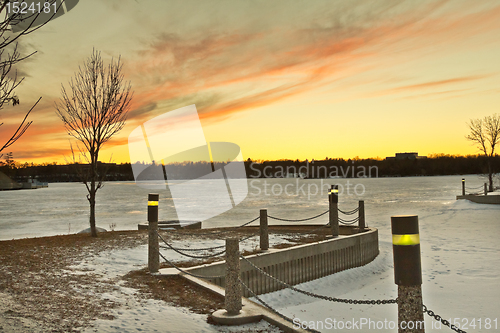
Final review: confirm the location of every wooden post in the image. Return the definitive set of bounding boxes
[148,193,159,273]
[484,183,488,196]
[260,209,269,251]
[358,200,365,231]
[329,185,339,237]
[462,178,465,196]
[391,215,424,333]
[225,238,242,315]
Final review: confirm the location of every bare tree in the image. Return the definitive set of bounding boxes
[0,1,65,155]
[55,49,133,237]
[466,113,500,191]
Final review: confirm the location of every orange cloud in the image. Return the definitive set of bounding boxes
[124,1,500,125]
[371,75,494,98]
[126,29,372,123]
[393,75,493,92]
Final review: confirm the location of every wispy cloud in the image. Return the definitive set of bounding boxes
[374,75,495,98]
[394,76,493,92]
[126,0,500,123]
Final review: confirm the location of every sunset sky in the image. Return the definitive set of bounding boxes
[1,0,499,164]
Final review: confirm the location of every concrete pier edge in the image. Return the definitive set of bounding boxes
[159,225,379,332]
[183,274,310,333]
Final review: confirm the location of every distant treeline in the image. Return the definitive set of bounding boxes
[245,154,500,178]
[0,154,498,182]
[1,162,134,183]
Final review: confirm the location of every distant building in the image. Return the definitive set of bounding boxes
[0,171,21,190]
[386,152,427,160]
[0,171,48,190]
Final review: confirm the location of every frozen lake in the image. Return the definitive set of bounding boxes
[0,175,494,240]
[1,175,499,332]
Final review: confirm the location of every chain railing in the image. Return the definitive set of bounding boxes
[465,185,484,195]
[159,233,258,252]
[338,206,359,215]
[465,184,484,190]
[159,233,259,259]
[267,209,329,222]
[161,245,469,333]
[464,183,486,195]
[159,233,227,259]
[159,244,470,333]
[240,254,467,333]
[240,254,396,305]
[160,242,226,251]
[155,207,334,282]
[338,216,360,225]
[158,251,225,280]
[337,203,363,227]
[193,216,260,235]
[239,277,321,333]
[423,304,468,333]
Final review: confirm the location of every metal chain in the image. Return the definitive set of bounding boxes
[161,243,226,251]
[160,244,225,251]
[240,255,397,305]
[159,233,226,259]
[423,304,467,333]
[160,252,465,333]
[239,278,322,333]
[160,232,258,252]
[338,207,359,215]
[338,217,360,225]
[158,251,225,280]
[465,184,483,190]
[268,209,329,222]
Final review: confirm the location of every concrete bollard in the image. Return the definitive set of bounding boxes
[358,200,365,231]
[462,178,465,196]
[391,215,424,333]
[329,185,339,237]
[484,183,488,196]
[260,209,269,251]
[148,193,159,274]
[225,238,242,315]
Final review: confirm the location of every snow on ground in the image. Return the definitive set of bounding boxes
[66,234,300,333]
[83,292,281,333]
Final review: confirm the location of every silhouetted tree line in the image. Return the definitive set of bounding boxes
[0,154,498,182]
[245,155,499,178]
[1,162,133,183]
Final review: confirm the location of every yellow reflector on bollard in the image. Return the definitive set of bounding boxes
[148,201,158,206]
[330,190,338,194]
[392,234,420,246]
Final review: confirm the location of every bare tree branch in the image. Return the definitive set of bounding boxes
[466,113,500,191]
[55,49,133,237]
[0,1,69,153]
[0,96,40,152]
